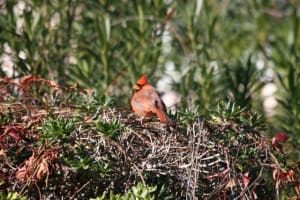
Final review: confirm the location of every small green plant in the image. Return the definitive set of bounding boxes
[72,93,113,113]
[63,156,92,171]
[210,101,266,147]
[96,120,124,140]
[62,144,111,176]
[90,182,156,200]
[122,182,156,200]
[177,107,201,125]
[210,101,265,130]
[210,101,246,123]
[0,191,27,200]
[63,156,110,176]
[39,117,76,145]
[0,113,10,125]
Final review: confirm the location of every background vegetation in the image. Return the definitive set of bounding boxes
[1,0,300,199]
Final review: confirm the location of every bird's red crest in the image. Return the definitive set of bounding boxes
[137,75,148,86]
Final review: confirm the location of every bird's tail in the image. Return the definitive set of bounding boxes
[155,110,173,124]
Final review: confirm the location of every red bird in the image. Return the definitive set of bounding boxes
[131,75,173,124]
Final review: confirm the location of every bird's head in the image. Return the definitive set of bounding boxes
[133,75,148,91]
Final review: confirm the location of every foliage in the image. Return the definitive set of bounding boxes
[272,29,300,159]
[0,191,27,200]
[177,106,201,125]
[220,56,266,109]
[211,101,265,130]
[0,0,168,94]
[0,0,273,106]
[96,120,124,140]
[91,183,156,200]
[39,117,76,146]
[1,0,300,199]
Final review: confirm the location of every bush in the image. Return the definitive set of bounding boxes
[1,1,300,199]
[0,76,299,199]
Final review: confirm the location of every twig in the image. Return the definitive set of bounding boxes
[70,181,91,199]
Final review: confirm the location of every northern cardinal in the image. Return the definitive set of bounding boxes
[131,75,173,124]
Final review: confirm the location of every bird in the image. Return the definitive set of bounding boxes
[131,75,173,124]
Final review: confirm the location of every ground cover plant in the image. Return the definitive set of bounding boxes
[0,75,299,199]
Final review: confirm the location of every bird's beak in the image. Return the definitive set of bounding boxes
[133,85,140,91]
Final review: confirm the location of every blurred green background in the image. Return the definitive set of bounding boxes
[1,0,300,157]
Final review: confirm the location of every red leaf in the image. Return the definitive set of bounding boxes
[20,74,42,89]
[243,172,250,189]
[47,80,59,90]
[3,125,26,142]
[9,131,20,142]
[0,77,13,83]
[287,169,295,177]
[272,132,289,144]
[278,171,288,180]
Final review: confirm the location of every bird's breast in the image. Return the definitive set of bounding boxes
[131,93,156,117]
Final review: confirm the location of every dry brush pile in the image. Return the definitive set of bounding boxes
[0,75,299,199]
